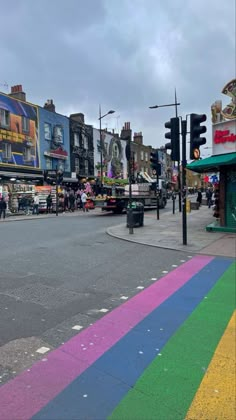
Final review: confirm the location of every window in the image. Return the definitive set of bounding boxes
[83,133,88,149]
[84,160,89,175]
[53,125,63,143]
[3,143,12,159]
[45,158,52,169]
[145,152,148,162]
[75,157,80,173]
[58,160,65,171]
[74,133,80,147]
[22,116,30,133]
[0,109,10,128]
[44,123,51,140]
[134,152,137,162]
[140,151,144,161]
[23,147,31,162]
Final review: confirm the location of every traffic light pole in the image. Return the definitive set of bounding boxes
[156,171,160,220]
[174,90,182,213]
[181,119,187,245]
[55,167,59,217]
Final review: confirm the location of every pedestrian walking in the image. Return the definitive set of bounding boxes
[0,197,6,220]
[33,193,39,215]
[196,190,202,207]
[206,188,213,208]
[25,196,31,215]
[81,191,88,212]
[46,194,53,213]
[69,192,75,212]
[64,193,69,212]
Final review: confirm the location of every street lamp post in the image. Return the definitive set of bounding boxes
[98,106,115,191]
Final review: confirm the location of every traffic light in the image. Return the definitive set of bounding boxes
[150,151,161,176]
[190,113,207,160]
[164,117,180,161]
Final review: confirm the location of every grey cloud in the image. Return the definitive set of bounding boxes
[0,0,235,149]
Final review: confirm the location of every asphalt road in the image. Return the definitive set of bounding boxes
[0,204,188,384]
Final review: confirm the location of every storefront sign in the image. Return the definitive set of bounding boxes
[44,148,68,160]
[212,120,236,155]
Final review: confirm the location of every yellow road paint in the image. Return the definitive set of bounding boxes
[186,311,236,420]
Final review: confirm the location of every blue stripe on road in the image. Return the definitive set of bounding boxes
[33,258,232,420]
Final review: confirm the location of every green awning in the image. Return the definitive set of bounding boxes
[187,152,236,173]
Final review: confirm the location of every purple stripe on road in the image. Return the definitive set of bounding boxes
[0,255,213,420]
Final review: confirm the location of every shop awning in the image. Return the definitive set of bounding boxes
[187,152,236,173]
[0,171,43,179]
[63,177,78,183]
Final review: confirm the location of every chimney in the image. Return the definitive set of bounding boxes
[44,99,56,112]
[70,113,85,123]
[120,121,132,141]
[9,85,26,102]
[133,132,143,145]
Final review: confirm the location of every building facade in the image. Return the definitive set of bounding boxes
[187,78,236,233]
[0,86,40,175]
[70,113,94,181]
[93,127,128,180]
[38,100,70,176]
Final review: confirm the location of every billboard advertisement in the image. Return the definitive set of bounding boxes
[0,93,39,168]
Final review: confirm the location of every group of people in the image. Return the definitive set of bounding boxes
[62,190,90,213]
[17,194,40,215]
[196,187,220,219]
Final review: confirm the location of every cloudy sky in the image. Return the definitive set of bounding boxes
[0,0,235,156]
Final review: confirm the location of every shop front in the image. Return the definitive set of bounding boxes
[187,79,236,233]
[0,170,44,213]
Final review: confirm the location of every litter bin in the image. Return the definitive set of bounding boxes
[127,202,144,228]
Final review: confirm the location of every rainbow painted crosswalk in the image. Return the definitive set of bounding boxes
[0,255,235,420]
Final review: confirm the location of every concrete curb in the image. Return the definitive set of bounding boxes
[106,226,192,253]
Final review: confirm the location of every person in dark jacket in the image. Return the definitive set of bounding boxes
[46,194,53,213]
[0,198,7,219]
[196,190,202,206]
[206,188,213,208]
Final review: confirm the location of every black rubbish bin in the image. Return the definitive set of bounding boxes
[127,202,144,228]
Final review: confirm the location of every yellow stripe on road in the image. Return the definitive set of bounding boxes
[186,311,236,420]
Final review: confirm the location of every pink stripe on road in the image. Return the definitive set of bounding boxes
[0,255,213,420]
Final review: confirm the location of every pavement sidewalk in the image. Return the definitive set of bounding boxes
[107,205,236,258]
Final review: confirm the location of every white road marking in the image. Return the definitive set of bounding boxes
[172,265,178,267]
[137,286,144,290]
[151,278,157,281]
[120,296,128,300]
[180,260,186,262]
[36,347,50,354]
[162,271,168,274]
[99,308,109,313]
[72,325,83,331]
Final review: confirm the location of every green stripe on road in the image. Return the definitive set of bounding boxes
[109,262,236,420]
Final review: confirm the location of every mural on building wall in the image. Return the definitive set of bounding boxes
[93,128,127,179]
[39,108,70,173]
[0,93,39,168]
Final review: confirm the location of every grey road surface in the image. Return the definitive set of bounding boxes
[0,206,188,384]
